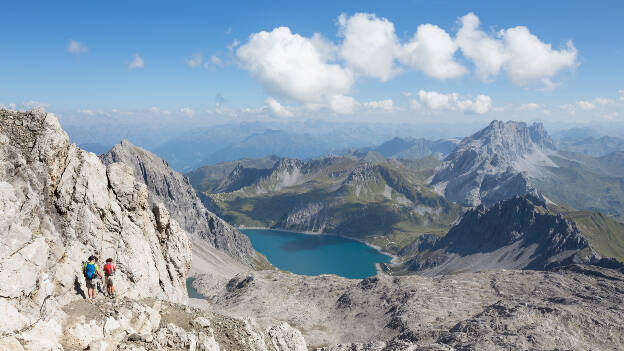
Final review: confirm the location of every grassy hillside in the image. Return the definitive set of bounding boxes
[206,157,462,254]
[563,210,624,262]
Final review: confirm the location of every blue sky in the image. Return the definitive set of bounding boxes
[1,0,623,124]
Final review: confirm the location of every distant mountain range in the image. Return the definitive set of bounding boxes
[555,135,624,157]
[338,137,460,161]
[187,119,624,270]
[149,121,472,171]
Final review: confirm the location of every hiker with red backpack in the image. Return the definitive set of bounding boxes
[103,258,116,298]
[83,255,102,299]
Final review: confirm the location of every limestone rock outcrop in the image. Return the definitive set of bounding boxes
[0,296,307,350]
[432,120,555,207]
[0,108,191,346]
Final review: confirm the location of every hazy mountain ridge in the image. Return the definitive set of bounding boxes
[149,120,482,171]
[555,134,624,157]
[339,137,460,161]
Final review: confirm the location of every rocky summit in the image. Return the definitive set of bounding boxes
[0,109,301,350]
[0,108,192,348]
[432,120,555,207]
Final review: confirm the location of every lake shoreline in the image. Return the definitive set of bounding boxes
[237,226,400,265]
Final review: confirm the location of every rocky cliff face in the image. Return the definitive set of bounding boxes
[401,195,620,275]
[432,121,556,207]
[0,108,192,348]
[100,140,269,269]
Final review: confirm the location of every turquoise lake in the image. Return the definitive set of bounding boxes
[240,229,392,279]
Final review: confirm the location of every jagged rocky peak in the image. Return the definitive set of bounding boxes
[464,120,554,161]
[402,194,617,275]
[431,120,555,207]
[99,139,267,268]
[0,108,193,348]
[272,157,304,172]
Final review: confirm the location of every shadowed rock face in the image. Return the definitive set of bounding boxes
[100,140,269,268]
[432,120,554,207]
[402,195,621,275]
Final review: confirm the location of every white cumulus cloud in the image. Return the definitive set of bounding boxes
[235,12,580,114]
[329,95,358,115]
[619,90,624,101]
[128,54,145,70]
[400,24,466,79]
[456,13,578,87]
[338,13,466,80]
[458,95,492,114]
[265,97,294,117]
[413,90,492,114]
[338,13,400,81]
[236,27,354,105]
[455,14,507,81]
[68,40,88,55]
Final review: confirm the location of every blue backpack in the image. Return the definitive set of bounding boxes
[84,263,97,279]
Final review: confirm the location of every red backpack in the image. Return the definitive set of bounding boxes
[104,263,116,276]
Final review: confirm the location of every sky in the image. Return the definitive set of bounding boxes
[1,0,624,128]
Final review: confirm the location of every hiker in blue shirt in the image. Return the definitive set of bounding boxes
[83,255,103,299]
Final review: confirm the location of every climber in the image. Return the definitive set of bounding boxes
[83,255,102,299]
[103,258,116,298]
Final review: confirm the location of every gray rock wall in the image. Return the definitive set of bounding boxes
[0,109,191,345]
